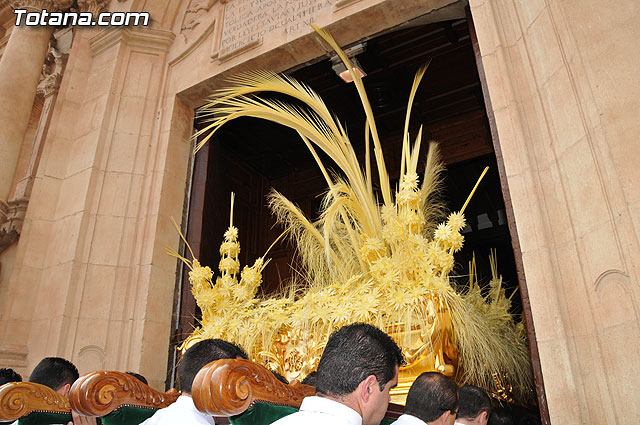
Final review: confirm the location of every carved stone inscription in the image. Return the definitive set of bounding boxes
[220,0,332,58]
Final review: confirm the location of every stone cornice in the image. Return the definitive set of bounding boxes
[89,27,175,57]
[8,0,73,12]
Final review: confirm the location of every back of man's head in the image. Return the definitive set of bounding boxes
[126,371,148,385]
[404,372,458,423]
[315,323,403,397]
[458,385,491,423]
[0,368,22,386]
[29,357,79,394]
[487,407,516,425]
[177,339,247,393]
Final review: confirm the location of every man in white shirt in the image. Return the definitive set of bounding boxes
[13,357,95,425]
[272,323,404,425]
[392,372,458,425]
[454,386,491,425]
[141,339,247,425]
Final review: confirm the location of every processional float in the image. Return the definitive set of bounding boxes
[173,26,535,405]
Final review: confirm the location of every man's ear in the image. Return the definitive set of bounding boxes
[478,410,489,424]
[57,383,71,397]
[359,375,378,403]
[439,410,452,425]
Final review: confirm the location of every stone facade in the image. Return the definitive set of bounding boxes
[0,0,638,422]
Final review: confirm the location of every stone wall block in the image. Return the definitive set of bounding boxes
[54,168,94,219]
[42,137,72,179]
[518,0,546,29]
[116,216,138,265]
[535,336,584,421]
[139,319,172,389]
[518,252,563,343]
[88,215,126,266]
[98,171,132,217]
[523,10,564,87]
[20,218,52,269]
[79,264,117,319]
[27,175,60,220]
[491,0,520,47]
[540,71,586,154]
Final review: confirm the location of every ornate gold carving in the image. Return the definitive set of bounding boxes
[68,371,179,417]
[191,359,315,416]
[8,0,73,12]
[390,295,457,403]
[263,327,325,383]
[0,382,70,421]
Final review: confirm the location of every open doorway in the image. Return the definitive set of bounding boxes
[179,15,539,414]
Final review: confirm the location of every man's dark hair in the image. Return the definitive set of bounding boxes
[301,371,317,387]
[404,372,458,423]
[0,368,22,386]
[487,407,516,425]
[458,385,492,420]
[177,339,248,393]
[126,371,148,385]
[270,370,288,384]
[29,357,79,391]
[315,323,403,397]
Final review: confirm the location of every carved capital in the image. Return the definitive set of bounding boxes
[192,359,315,416]
[68,371,179,417]
[8,0,73,13]
[76,0,108,15]
[0,197,28,254]
[0,382,70,421]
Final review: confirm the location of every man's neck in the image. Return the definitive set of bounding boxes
[317,392,363,419]
[455,419,474,425]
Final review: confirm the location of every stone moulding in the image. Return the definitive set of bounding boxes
[191,358,315,416]
[217,37,262,63]
[68,371,179,417]
[0,382,71,421]
[89,27,176,57]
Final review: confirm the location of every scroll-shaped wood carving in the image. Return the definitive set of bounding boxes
[0,382,71,421]
[68,371,179,417]
[192,359,316,416]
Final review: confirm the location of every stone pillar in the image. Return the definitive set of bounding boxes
[0,34,70,253]
[469,0,640,423]
[0,0,71,202]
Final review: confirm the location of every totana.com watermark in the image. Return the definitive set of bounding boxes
[14,9,149,26]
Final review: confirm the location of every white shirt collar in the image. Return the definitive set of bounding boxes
[396,414,428,425]
[299,395,362,425]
